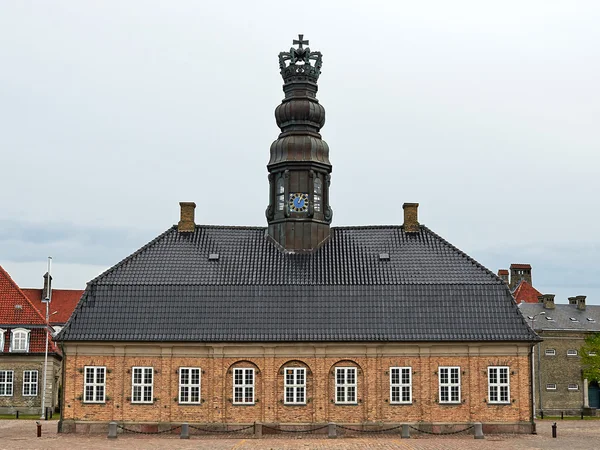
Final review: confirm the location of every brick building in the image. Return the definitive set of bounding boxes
[57,36,538,434]
[497,264,542,304]
[520,295,600,416]
[0,266,82,414]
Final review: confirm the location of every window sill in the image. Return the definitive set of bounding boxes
[232,403,256,406]
[178,402,203,406]
[438,402,462,406]
[83,401,106,404]
[389,402,413,406]
[334,403,359,406]
[283,403,307,407]
[131,402,154,405]
[487,402,511,406]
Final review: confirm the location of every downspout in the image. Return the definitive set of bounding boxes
[58,341,66,433]
[530,343,536,429]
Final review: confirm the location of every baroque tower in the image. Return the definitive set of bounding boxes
[266,35,332,251]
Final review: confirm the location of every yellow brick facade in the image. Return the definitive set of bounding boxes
[61,342,532,427]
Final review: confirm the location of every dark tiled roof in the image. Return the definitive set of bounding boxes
[520,303,600,332]
[58,225,537,342]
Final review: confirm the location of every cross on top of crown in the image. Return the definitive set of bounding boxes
[293,34,309,49]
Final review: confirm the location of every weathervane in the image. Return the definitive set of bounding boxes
[278,34,323,82]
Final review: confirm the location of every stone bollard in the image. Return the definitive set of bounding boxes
[107,421,118,439]
[254,422,262,438]
[180,423,189,439]
[474,422,484,440]
[328,422,337,439]
[401,424,410,439]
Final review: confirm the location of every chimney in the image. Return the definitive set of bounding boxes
[509,263,532,289]
[538,294,555,309]
[42,272,52,301]
[402,203,420,233]
[497,269,509,284]
[178,202,196,233]
[576,295,587,311]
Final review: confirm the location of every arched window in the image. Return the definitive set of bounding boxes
[277,177,285,211]
[313,178,322,212]
[10,328,30,352]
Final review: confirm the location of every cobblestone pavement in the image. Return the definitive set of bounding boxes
[1,420,599,450]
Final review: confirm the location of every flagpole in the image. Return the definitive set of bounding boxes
[40,256,52,419]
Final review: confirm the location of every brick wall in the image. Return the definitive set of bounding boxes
[61,343,532,426]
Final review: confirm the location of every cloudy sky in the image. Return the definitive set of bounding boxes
[1,1,598,303]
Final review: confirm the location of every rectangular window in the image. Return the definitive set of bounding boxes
[335,367,357,404]
[546,383,557,391]
[22,370,38,396]
[545,349,556,356]
[132,367,153,403]
[390,367,412,404]
[84,366,106,403]
[439,367,461,403]
[179,368,201,404]
[284,367,306,405]
[0,370,14,396]
[488,366,510,404]
[567,349,578,356]
[568,384,579,391]
[233,368,254,404]
[589,352,597,356]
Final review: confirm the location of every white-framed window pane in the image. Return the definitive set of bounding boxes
[0,370,14,396]
[390,367,412,404]
[488,366,510,404]
[439,367,461,404]
[11,329,29,352]
[335,367,357,404]
[132,367,153,403]
[568,384,579,391]
[567,350,578,356]
[284,367,306,405]
[23,370,38,396]
[546,384,557,390]
[545,349,556,356]
[84,366,106,403]
[233,368,255,404]
[179,368,201,404]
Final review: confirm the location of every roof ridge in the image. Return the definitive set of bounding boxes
[420,226,503,284]
[87,226,178,285]
[0,265,47,324]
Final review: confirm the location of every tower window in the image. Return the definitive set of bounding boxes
[277,178,285,211]
[314,178,322,212]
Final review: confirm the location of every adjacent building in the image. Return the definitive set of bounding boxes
[57,36,539,434]
[497,264,542,305]
[0,266,82,414]
[520,295,600,416]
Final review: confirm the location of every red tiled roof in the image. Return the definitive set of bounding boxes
[512,280,542,304]
[510,264,532,270]
[22,288,84,324]
[0,265,46,325]
[0,328,59,354]
[498,269,509,275]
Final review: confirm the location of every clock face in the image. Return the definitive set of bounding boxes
[289,193,309,212]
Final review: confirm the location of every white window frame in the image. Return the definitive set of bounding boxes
[284,367,306,405]
[390,367,412,404]
[588,352,597,356]
[335,367,357,404]
[0,328,5,352]
[568,383,579,391]
[567,349,578,356]
[22,370,38,396]
[546,383,557,391]
[233,368,255,405]
[487,366,510,404]
[10,328,30,352]
[545,349,556,356]
[131,367,153,404]
[439,366,461,404]
[179,367,201,404]
[0,370,14,396]
[84,366,106,403]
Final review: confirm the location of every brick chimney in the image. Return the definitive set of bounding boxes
[497,269,509,284]
[402,203,420,233]
[509,263,532,289]
[539,294,555,309]
[42,272,52,301]
[178,202,196,233]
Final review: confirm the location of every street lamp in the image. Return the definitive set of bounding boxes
[40,256,52,419]
[528,311,545,419]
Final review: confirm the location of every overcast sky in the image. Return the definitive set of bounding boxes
[1,1,598,304]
